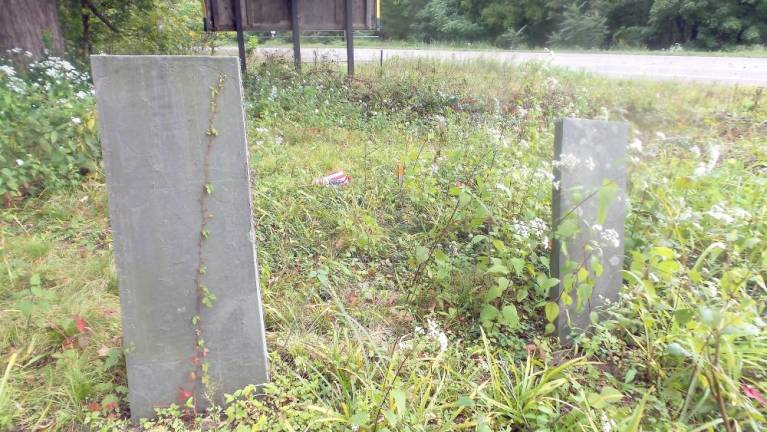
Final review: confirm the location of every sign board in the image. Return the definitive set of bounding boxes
[204,0,376,31]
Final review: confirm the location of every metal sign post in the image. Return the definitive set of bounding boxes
[232,0,247,72]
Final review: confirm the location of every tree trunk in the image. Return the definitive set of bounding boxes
[0,0,65,60]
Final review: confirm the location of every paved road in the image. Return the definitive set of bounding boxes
[239,47,767,85]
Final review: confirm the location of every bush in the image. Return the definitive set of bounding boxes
[0,53,99,199]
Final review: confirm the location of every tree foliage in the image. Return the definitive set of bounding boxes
[382,0,767,49]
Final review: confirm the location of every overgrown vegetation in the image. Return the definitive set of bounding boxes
[382,0,767,50]
[1,55,766,430]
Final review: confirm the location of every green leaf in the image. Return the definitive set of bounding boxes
[544,302,559,322]
[698,307,721,328]
[673,309,694,326]
[655,260,681,275]
[651,246,675,259]
[624,368,637,383]
[484,285,504,302]
[17,300,34,317]
[349,411,369,427]
[556,218,578,238]
[480,304,499,322]
[509,257,524,276]
[415,246,429,264]
[455,395,474,407]
[458,189,471,207]
[516,287,529,301]
[486,259,509,275]
[500,305,519,328]
[29,274,41,287]
[391,389,407,415]
[667,342,690,357]
[587,386,623,408]
[539,277,560,291]
[596,181,618,224]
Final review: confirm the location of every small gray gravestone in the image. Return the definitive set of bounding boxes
[91,56,269,420]
[551,118,628,342]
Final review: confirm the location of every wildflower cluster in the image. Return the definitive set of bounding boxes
[512,217,548,239]
[0,51,98,196]
[399,319,449,353]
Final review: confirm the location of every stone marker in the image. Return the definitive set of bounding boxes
[551,118,628,341]
[91,56,269,420]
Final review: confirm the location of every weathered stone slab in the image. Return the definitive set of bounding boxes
[551,118,628,341]
[91,55,268,420]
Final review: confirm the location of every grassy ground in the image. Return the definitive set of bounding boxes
[1,58,766,431]
[255,37,767,57]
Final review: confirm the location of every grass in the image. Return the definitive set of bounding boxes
[1,58,766,430]
[254,36,767,57]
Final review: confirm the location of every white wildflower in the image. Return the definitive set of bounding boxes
[693,144,720,177]
[552,153,580,170]
[513,218,547,239]
[0,65,16,77]
[274,135,284,145]
[690,146,701,158]
[706,145,720,171]
[426,319,449,353]
[71,117,82,125]
[75,91,88,99]
[397,339,413,350]
[584,157,596,171]
[534,168,554,181]
[16,159,24,166]
[707,204,734,224]
[600,229,620,248]
[629,138,643,152]
[5,76,25,93]
[601,412,613,432]
[730,207,751,220]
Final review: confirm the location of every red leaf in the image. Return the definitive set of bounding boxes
[74,315,87,333]
[743,384,767,407]
[177,387,193,404]
[86,402,101,412]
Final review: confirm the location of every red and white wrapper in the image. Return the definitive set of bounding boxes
[313,170,351,187]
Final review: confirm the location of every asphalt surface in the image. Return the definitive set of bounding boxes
[238,46,767,85]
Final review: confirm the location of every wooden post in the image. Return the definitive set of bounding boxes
[232,0,246,73]
[344,0,354,75]
[290,0,301,72]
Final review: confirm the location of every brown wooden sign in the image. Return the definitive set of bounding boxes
[204,0,376,31]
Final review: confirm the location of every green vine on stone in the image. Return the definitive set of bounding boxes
[181,72,226,414]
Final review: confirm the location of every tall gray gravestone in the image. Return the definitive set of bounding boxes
[92,56,269,420]
[551,118,627,342]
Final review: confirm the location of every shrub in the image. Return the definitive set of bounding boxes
[0,53,99,200]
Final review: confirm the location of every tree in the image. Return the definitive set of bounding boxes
[648,0,767,49]
[548,2,608,49]
[414,0,483,41]
[0,0,65,60]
